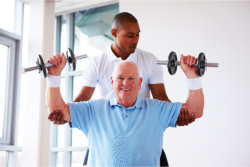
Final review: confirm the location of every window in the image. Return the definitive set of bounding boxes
[0,29,22,165]
[0,43,8,141]
[0,0,23,166]
[0,36,13,144]
[50,3,118,166]
[0,0,15,34]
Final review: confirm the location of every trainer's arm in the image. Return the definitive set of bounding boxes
[150,83,171,102]
[73,86,95,102]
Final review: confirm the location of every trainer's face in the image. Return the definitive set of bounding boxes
[113,22,140,55]
[111,62,142,107]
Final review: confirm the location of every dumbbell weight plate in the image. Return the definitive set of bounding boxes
[197,52,206,76]
[168,51,178,75]
[66,48,76,71]
[36,54,47,78]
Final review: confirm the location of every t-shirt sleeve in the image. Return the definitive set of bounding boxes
[148,55,164,84]
[69,102,92,135]
[81,57,99,87]
[159,101,182,130]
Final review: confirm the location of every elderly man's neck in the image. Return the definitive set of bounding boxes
[116,98,137,108]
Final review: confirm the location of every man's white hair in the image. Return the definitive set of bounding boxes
[112,61,139,78]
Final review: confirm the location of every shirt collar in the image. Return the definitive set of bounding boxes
[107,45,138,61]
[110,97,144,109]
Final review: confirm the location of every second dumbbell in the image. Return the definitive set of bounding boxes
[157,52,219,76]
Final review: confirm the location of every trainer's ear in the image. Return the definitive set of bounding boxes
[111,28,117,38]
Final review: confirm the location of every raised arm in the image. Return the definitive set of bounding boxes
[46,53,71,122]
[180,54,204,119]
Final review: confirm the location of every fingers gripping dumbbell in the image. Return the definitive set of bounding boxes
[23,48,87,77]
[157,52,219,76]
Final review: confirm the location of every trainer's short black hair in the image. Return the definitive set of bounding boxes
[112,12,138,29]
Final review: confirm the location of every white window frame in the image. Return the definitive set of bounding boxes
[0,28,22,166]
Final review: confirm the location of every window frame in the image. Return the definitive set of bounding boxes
[0,34,16,144]
[0,28,22,166]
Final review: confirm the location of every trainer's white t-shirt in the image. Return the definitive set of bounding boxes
[82,46,163,99]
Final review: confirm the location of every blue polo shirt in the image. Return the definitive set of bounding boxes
[69,98,182,167]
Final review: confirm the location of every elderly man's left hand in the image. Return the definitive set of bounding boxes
[48,110,68,125]
[180,54,198,79]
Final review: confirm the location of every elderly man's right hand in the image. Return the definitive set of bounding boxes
[47,53,66,76]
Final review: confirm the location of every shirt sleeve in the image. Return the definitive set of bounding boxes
[159,101,182,130]
[69,102,92,135]
[148,55,164,84]
[81,56,99,87]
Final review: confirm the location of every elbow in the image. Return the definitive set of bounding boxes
[194,107,204,119]
[195,110,203,119]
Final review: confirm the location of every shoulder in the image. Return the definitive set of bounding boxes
[87,51,110,72]
[89,51,107,64]
[143,98,167,107]
[136,48,158,60]
[89,98,109,105]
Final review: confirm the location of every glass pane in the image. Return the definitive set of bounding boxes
[0,44,8,139]
[57,77,65,147]
[72,151,87,167]
[57,125,65,147]
[60,15,67,74]
[17,152,22,166]
[56,152,63,167]
[0,151,6,167]
[74,3,119,71]
[0,0,15,32]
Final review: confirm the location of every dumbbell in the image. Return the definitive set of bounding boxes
[157,52,219,76]
[23,48,87,77]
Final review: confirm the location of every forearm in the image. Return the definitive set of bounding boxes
[73,86,95,102]
[46,87,71,121]
[47,87,65,109]
[150,84,171,102]
[185,88,204,118]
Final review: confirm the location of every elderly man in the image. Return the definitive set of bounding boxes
[49,12,195,166]
[46,54,204,167]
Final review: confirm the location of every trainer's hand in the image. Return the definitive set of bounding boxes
[48,110,68,125]
[47,53,66,76]
[180,54,198,79]
[177,104,195,126]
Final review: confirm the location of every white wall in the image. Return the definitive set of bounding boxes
[21,1,54,166]
[120,1,250,166]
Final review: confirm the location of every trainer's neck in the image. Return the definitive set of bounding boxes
[111,44,130,60]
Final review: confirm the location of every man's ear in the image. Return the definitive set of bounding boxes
[111,28,117,38]
[111,76,114,88]
[138,77,142,88]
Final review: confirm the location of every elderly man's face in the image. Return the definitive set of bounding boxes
[111,62,142,107]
